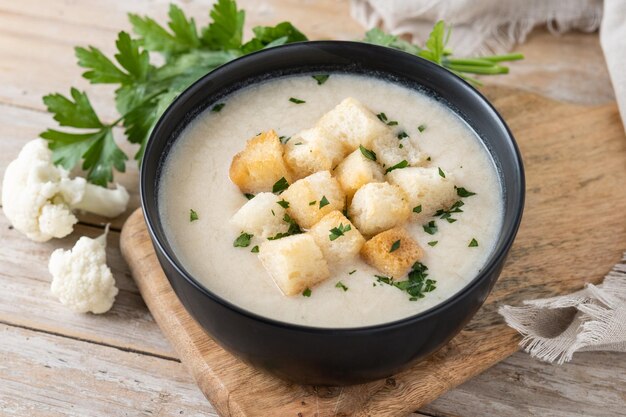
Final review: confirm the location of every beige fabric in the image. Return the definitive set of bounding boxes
[499,253,626,364]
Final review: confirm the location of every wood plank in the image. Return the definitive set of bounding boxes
[119,85,626,416]
[420,351,626,417]
[0,323,215,417]
[0,214,175,358]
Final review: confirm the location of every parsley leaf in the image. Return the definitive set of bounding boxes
[201,0,244,50]
[385,160,409,174]
[413,205,422,213]
[335,281,349,291]
[272,177,289,193]
[233,232,253,247]
[359,145,377,161]
[438,167,446,178]
[251,245,259,253]
[319,196,330,209]
[244,193,255,200]
[397,131,409,139]
[212,103,225,112]
[329,223,351,241]
[389,239,401,252]
[456,187,476,197]
[428,241,438,246]
[189,209,199,222]
[418,124,427,132]
[289,97,306,104]
[302,288,312,297]
[312,74,330,85]
[469,238,479,247]
[423,220,438,235]
[277,199,290,209]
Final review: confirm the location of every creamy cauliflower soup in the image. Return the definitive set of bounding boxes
[159,73,503,327]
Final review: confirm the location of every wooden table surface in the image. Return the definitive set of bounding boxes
[0,1,624,416]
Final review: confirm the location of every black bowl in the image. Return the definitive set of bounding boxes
[141,41,525,386]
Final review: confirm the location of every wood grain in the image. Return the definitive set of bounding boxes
[120,85,626,416]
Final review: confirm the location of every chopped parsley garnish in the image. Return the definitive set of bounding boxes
[251,245,259,253]
[418,124,427,132]
[289,97,306,104]
[359,145,377,161]
[413,205,422,214]
[294,142,303,145]
[428,241,438,246]
[329,223,351,241]
[423,220,438,235]
[389,239,401,252]
[427,156,432,161]
[244,193,255,200]
[385,160,408,174]
[399,144,404,149]
[302,288,312,297]
[456,187,476,197]
[319,195,330,209]
[376,112,398,126]
[271,209,275,216]
[233,232,253,247]
[438,167,446,178]
[189,209,199,222]
[348,270,357,275]
[211,103,225,112]
[267,214,302,240]
[312,74,330,85]
[469,238,479,247]
[308,200,316,206]
[435,200,464,223]
[397,131,409,139]
[272,177,289,193]
[335,281,349,291]
[377,262,437,301]
[277,199,290,208]
[279,135,291,144]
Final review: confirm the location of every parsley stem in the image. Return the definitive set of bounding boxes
[480,53,525,63]
[446,64,509,75]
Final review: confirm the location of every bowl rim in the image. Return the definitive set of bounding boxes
[141,40,525,334]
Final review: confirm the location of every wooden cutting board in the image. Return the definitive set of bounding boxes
[120,85,626,417]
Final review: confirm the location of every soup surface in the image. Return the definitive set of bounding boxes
[159,73,503,327]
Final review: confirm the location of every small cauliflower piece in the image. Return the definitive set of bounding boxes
[309,210,365,264]
[387,167,457,220]
[229,130,293,193]
[349,182,410,236]
[371,132,428,169]
[258,234,330,296]
[49,228,118,314]
[317,97,390,152]
[284,127,346,180]
[230,192,289,239]
[2,139,129,242]
[361,227,422,278]
[281,171,345,229]
[334,149,384,200]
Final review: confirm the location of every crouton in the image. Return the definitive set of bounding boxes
[361,227,422,278]
[230,192,290,239]
[317,97,390,152]
[281,171,346,229]
[309,210,365,264]
[348,182,410,236]
[229,130,293,193]
[258,234,330,296]
[371,132,428,169]
[334,149,384,200]
[284,127,346,180]
[387,167,457,220]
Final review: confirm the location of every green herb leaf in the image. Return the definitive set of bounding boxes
[423,220,438,235]
[212,103,225,112]
[312,74,330,85]
[376,112,398,126]
[359,145,377,161]
[244,193,255,200]
[469,238,479,247]
[319,195,330,209]
[456,187,476,197]
[413,205,422,213]
[385,160,409,174]
[428,241,438,246]
[302,287,312,297]
[201,0,244,50]
[272,177,289,193]
[241,22,307,53]
[289,97,306,104]
[335,281,349,291]
[277,199,290,209]
[438,167,446,178]
[389,239,401,252]
[348,270,357,275]
[329,223,352,241]
[233,232,253,247]
[251,245,259,253]
[418,124,427,132]
[397,131,408,139]
[189,209,199,222]
[279,135,291,144]
[308,200,316,206]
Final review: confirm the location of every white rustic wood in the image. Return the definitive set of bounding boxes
[0,0,624,415]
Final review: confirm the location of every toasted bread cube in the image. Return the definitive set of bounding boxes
[349,182,410,236]
[282,171,346,229]
[229,130,293,193]
[387,167,457,220]
[284,127,346,180]
[334,149,384,200]
[258,234,330,296]
[361,228,422,278]
[372,132,428,169]
[309,210,365,264]
[317,97,390,152]
[230,192,289,239]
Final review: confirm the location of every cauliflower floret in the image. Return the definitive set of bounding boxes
[2,139,129,242]
[49,228,118,314]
